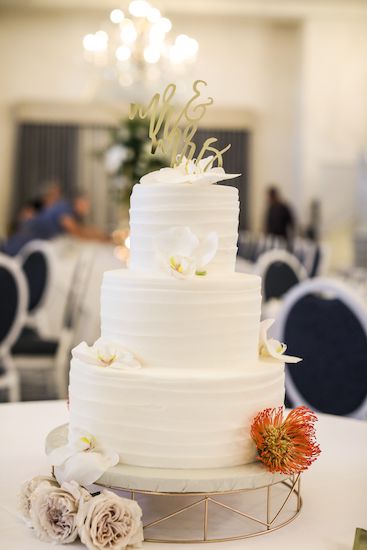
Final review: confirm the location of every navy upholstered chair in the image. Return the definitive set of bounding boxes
[12,243,94,399]
[0,254,28,401]
[11,241,62,397]
[293,239,329,278]
[12,240,58,358]
[17,239,53,318]
[20,240,52,315]
[255,249,307,302]
[307,244,329,278]
[273,278,367,419]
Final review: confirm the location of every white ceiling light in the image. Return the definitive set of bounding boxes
[83,34,96,52]
[83,31,108,52]
[110,9,124,24]
[129,0,151,18]
[144,46,161,64]
[120,21,138,44]
[147,7,161,23]
[82,2,198,88]
[116,45,131,61]
[158,17,172,33]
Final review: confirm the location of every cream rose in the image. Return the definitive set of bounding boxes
[30,480,90,543]
[77,490,143,550]
[18,475,58,523]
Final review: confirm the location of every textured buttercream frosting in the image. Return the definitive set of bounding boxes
[129,183,239,274]
[101,269,261,371]
[69,358,285,469]
[68,174,287,471]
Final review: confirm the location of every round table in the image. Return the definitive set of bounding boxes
[0,401,366,549]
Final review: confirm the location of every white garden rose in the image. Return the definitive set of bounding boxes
[77,490,143,550]
[29,480,90,543]
[18,475,58,523]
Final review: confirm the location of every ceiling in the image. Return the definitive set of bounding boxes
[0,0,367,18]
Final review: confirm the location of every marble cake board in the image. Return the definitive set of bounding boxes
[45,424,289,494]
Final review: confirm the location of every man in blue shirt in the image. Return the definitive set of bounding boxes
[3,192,109,256]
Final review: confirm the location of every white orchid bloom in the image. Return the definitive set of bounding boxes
[141,155,240,185]
[155,226,218,279]
[259,319,302,364]
[72,339,141,369]
[48,429,119,487]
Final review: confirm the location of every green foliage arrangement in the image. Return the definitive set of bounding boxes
[104,118,168,205]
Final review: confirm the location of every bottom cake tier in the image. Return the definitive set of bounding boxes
[69,358,285,469]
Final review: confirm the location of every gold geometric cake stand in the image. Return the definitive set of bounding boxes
[46,425,302,544]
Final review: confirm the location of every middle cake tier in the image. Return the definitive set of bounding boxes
[101,269,262,371]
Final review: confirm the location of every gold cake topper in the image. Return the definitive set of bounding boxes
[129,80,231,171]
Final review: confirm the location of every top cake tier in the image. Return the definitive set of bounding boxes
[129,183,239,275]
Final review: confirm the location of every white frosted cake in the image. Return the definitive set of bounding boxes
[67,162,289,471]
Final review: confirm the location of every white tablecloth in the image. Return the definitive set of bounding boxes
[0,401,366,549]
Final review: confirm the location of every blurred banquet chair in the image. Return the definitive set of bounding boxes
[12,240,59,374]
[255,249,308,303]
[0,254,28,401]
[18,240,54,321]
[292,237,310,269]
[239,233,254,262]
[11,244,94,399]
[273,278,367,419]
[237,231,254,261]
[254,234,267,260]
[308,243,330,277]
[293,238,330,278]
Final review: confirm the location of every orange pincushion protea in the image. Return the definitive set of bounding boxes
[250,406,321,475]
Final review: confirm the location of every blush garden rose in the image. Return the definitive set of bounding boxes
[29,481,90,544]
[77,490,143,550]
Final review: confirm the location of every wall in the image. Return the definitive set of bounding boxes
[299,16,367,266]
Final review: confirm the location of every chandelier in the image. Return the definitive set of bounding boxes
[82,0,199,89]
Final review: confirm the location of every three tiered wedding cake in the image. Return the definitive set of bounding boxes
[66,159,294,473]
[23,83,318,549]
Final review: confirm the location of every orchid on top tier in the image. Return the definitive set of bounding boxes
[82,1,199,88]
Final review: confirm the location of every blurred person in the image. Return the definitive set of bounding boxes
[2,191,110,256]
[264,186,295,242]
[41,180,62,208]
[8,180,61,235]
[304,199,321,241]
[17,197,43,224]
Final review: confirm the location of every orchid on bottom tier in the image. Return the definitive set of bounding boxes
[250,406,321,475]
[47,428,119,487]
[19,477,143,550]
